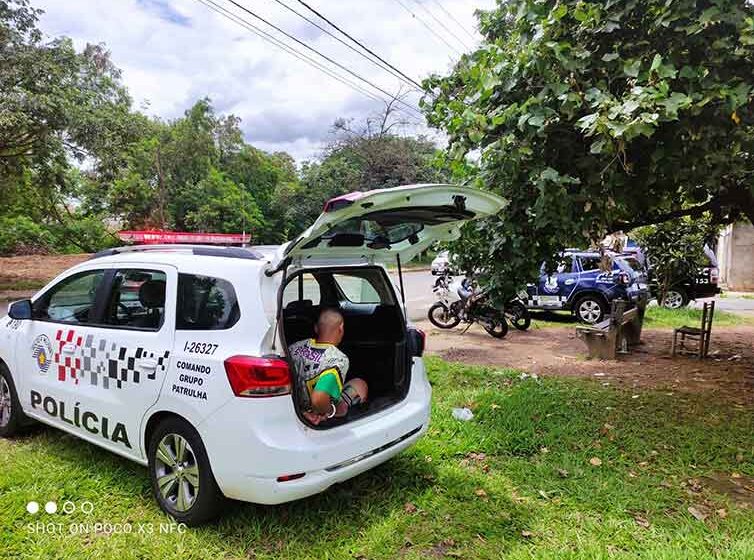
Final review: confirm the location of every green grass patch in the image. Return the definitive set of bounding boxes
[644,305,754,328]
[1,358,753,558]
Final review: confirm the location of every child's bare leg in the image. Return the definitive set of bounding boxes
[334,378,368,417]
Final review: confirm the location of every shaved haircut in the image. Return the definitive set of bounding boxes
[317,308,344,333]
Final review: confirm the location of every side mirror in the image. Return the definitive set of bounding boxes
[8,299,32,320]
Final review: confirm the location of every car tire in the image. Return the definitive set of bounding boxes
[148,417,225,526]
[662,289,689,309]
[574,295,607,324]
[0,363,31,438]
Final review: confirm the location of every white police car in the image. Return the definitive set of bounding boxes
[0,184,505,525]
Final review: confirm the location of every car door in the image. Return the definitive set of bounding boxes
[18,266,109,436]
[532,256,578,309]
[79,265,176,458]
[282,184,507,267]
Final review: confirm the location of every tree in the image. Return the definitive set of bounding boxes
[423,0,754,297]
[633,217,719,304]
[292,100,449,232]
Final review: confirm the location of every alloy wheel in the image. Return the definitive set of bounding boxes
[0,377,11,428]
[663,291,684,309]
[154,433,200,512]
[578,300,602,323]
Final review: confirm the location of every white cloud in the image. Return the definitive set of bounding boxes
[35,0,494,160]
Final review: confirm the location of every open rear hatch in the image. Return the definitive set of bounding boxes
[282,183,507,267]
[278,184,506,428]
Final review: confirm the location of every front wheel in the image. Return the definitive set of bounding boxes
[507,302,531,331]
[0,364,31,438]
[662,289,689,309]
[574,295,607,324]
[148,417,225,526]
[428,302,461,329]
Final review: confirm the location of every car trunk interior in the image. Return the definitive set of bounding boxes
[279,266,410,428]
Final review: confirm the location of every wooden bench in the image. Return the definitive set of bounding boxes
[576,295,648,360]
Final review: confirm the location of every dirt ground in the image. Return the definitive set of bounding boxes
[419,320,754,406]
[0,254,90,299]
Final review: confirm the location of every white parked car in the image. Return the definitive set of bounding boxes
[430,251,451,275]
[0,184,504,525]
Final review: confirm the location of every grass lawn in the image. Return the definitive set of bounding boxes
[1,357,753,559]
[643,306,754,329]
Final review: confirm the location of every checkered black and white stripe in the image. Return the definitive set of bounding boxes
[54,328,170,390]
[526,295,569,308]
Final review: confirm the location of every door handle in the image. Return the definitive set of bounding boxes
[61,344,76,354]
[137,359,158,372]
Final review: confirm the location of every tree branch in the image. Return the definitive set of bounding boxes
[610,198,720,231]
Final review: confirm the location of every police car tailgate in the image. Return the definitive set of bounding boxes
[282,184,506,267]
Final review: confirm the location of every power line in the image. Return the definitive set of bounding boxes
[195,0,385,107]
[411,0,471,51]
[428,0,478,43]
[393,0,462,57]
[222,0,423,117]
[269,0,423,91]
[292,0,424,90]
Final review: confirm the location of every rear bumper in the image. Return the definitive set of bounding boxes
[197,359,432,504]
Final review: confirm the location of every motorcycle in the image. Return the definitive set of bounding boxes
[428,274,509,338]
[432,272,530,332]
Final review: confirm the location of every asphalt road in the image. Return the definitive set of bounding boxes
[2,269,752,322]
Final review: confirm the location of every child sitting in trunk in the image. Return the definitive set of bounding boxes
[289,308,368,425]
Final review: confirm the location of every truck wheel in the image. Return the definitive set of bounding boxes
[574,295,607,324]
[0,363,31,438]
[662,289,689,309]
[148,417,225,526]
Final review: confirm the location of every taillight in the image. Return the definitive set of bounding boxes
[710,268,719,284]
[224,355,291,398]
[408,326,425,357]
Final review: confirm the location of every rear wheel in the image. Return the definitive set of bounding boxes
[507,302,531,331]
[0,364,30,438]
[482,317,509,339]
[574,295,607,324]
[148,417,224,526]
[428,302,461,329]
[662,289,689,309]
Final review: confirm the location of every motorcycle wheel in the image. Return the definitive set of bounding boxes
[482,317,509,339]
[428,302,461,329]
[507,302,531,331]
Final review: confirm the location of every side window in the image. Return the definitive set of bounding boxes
[33,270,105,324]
[332,273,384,304]
[555,259,574,274]
[282,273,321,307]
[103,269,167,330]
[579,256,609,272]
[176,274,239,330]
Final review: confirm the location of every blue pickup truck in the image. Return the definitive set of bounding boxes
[522,251,648,323]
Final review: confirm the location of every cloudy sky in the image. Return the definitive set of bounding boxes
[35,0,494,161]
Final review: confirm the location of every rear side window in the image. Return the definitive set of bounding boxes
[333,271,391,304]
[103,269,167,331]
[579,256,606,272]
[176,274,239,330]
[33,270,105,324]
[282,273,321,307]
